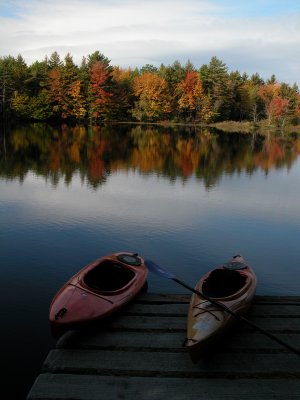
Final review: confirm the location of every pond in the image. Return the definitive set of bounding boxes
[1,122,300,399]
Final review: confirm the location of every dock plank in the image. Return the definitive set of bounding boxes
[57,330,300,351]
[44,349,300,377]
[27,295,300,400]
[28,375,300,400]
[27,374,300,400]
[112,302,300,317]
[67,313,300,332]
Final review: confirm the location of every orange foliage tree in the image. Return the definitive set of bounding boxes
[68,80,86,120]
[176,71,214,123]
[269,96,289,128]
[176,71,202,120]
[132,72,171,121]
[258,83,281,124]
[47,68,63,116]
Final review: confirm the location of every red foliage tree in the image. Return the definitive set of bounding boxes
[89,62,112,120]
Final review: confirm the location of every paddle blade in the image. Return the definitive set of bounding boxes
[144,260,176,279]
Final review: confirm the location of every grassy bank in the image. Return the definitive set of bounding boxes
[114,119,300,135]
[210,120,300,135]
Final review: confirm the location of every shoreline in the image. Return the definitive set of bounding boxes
[2,118,300,135]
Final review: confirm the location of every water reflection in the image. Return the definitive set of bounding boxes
[1,123,299,189]
[1,123,300,400]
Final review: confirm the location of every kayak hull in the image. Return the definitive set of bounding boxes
[49,252,148,331]
[186,255,257,362]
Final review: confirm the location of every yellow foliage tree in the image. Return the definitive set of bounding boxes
[132,72,171,121]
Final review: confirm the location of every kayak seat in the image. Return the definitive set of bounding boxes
[202,268,247,298]
[84,262,136,292]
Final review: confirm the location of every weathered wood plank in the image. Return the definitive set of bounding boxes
[57,330,186,349]
[44,349,300,378]
[254,296,300,304]
[136,294,300,304]
[248,304,300,317]
[122,302,189,315]
[121,302,300,317]
[84,314,300,332]
[102,314,186,330]
[130,296,300,323]
[57,329,300,351]
[27,375,300,400]
[136,293,190,303]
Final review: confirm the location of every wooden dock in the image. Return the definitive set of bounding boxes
[27,294,300,399]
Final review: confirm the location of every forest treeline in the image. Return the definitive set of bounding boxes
[0,51,300,128]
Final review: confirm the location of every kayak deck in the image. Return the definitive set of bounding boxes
[28,293,300,399]
[49,252,148,328]
[186,256,257,362]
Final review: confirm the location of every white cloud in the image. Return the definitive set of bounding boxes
[0,0,299,84]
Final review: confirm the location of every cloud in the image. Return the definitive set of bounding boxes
[0,0,299,84]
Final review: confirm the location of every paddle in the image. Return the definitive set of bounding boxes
[145,259,300,356]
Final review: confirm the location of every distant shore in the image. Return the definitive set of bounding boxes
[3,118,300,135]
[111,119,300,135]
[209,120,300,134]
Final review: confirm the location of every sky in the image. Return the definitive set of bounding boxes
[0,0,300,85]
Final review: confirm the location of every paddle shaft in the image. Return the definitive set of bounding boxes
[173,277,300,356]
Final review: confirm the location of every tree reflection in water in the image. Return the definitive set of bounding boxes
[1,123,299,189]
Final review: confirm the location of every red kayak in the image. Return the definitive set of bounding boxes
[49,252,148,331]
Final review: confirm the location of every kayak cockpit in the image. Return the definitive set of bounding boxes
[83,261,136,293]
[202,268,247,298]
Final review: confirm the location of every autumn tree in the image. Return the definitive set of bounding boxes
[258,82,281,124]
[294,91,300,124]
[176,71,200,119]
[60,53,86,119]
[279,83,300,125]
[132,71,171,121]
[176,71,214,122]
[257,81,299,129]
[159,59,195,83]
[86,51,113,121]
[88,61,112,121]
[240,74,265,122]
[47,67,63,117]
[269,96,289,129]
[68,80,87,120]
[159,60,195,119]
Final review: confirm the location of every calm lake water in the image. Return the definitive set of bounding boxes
[1,122,300,399]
